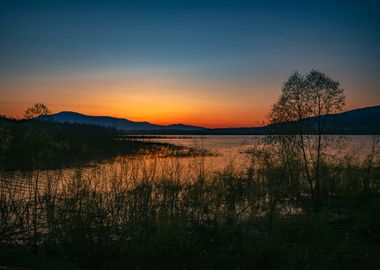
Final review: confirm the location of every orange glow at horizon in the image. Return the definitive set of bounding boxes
[0,99,268,128]
[0,71,274,128]
[1,70,377,128]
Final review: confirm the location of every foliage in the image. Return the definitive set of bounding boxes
[0,151,379,269]
[0,116,185,170]
[24,102,51,120]
[268,70,346,212]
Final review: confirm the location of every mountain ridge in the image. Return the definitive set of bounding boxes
[38,105,380,134]
[40,111,205,131]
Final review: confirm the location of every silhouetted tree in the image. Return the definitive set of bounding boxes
[23,103,57,167]
[23,103,55,251]
[24,102,51,120]
[269,70,345,212]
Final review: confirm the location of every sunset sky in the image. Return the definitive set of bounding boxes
[1,0,379,127]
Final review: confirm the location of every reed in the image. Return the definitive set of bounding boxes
[0,139,379,269]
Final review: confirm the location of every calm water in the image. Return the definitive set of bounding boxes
[0,135,377,190]
[144,135,375,168]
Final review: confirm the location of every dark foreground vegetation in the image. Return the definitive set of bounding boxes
[0,146,379,270]
[1,71,379,269]
[0,115,193,171]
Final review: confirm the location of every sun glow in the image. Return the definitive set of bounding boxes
[0,70,274,127]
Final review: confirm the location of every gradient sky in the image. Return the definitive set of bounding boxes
[1,0,379,127]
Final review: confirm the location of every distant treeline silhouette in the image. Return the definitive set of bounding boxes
[0,115,182,170]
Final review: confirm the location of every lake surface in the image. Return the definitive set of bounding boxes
[1,135,377,192]
[143,135,375,168]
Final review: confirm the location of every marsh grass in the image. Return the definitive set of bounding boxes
[0,141,379,269]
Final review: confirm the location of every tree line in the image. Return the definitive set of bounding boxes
[0,103,177,170]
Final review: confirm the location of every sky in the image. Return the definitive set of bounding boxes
[0,0,379,127]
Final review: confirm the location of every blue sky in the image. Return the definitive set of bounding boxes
[1,0,379,126]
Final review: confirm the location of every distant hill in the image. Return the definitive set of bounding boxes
[211,105,380,135]
[299,105,380,134]
[39,111,205,131]
[37,106,380,135]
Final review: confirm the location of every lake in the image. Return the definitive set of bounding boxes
[0,135,377,192]
[142,134,375,167]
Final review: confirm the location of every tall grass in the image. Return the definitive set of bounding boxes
[0,139,379,269]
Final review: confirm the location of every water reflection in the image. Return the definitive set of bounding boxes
[0,135,376,191]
